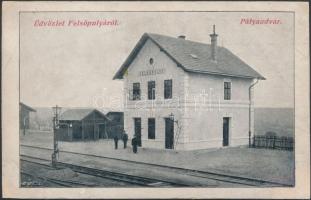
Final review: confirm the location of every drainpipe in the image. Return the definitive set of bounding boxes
[248,79,259,147]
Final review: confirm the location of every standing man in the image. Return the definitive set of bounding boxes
[132,136,138,153]
[122,130,128,149]
[113,134,119,149]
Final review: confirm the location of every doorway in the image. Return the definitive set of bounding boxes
[223,117,230,146]
[134,118,142,146]
[73,124,82,140]
[148,118,155,139]
[165,118,174,149]
[98,124,107,139]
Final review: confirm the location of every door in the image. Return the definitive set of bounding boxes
[223,117,230,146]
[148,118,155,139]
[73,124,82,139]
[99,124,107,139]
[134,118,142,146]
[165,118,174,149]
[94,125,99,140]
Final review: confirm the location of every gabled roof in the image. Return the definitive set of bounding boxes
[59,108,107,121]
[97,107,124,115]
[113,33,265,80]
[19,102,36,112]
[106,111,123,115]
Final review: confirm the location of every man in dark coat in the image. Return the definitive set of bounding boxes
[113,134,119,149]
[122,131,128,149]
[131,136,138,153]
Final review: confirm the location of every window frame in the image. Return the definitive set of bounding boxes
[224,81,231,100]
[132,82,141,100]
[148,81,156,100]
[164,79,173,99]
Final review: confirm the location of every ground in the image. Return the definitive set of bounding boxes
[20,130,295,185]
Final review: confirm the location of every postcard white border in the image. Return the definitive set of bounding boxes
[2,1,310,199]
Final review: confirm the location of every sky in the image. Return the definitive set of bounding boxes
[20,11,294,108]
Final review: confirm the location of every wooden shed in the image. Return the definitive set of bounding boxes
[106,111,124,138]
[57,109,110,141]
[19,102,36,129]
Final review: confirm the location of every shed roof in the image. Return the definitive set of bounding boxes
[106,111,123,115]
[97,108,124,115]
[19,102,36,112]
[59,108,107,121]
[113,33,265,80]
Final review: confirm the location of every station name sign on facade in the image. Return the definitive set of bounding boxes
[139,69,165,76]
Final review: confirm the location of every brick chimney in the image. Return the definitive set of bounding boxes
[210,25,218,61]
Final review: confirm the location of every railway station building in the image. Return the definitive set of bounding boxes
[113,27,265,150]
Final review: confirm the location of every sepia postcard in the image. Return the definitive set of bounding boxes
[2,1,310,199]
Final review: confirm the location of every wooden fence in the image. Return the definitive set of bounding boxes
[253,135,294,151]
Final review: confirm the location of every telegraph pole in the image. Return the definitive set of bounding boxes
[52,105,61,167]
[23,117,27,136]
[248,79,259,148]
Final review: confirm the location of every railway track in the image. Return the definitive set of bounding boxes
[20,158,99,187]
[20,144,292,187]
[21,170,97,187]
[20,155,187,187]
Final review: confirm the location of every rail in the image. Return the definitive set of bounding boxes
[20,144,293,187]
[20,154,187,187]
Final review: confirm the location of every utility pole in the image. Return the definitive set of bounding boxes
[52,105,61,167]
[23,117,27,136]
[248,79,259,148]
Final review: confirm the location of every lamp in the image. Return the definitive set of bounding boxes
[169,113,174,121]
[52,105,62,129]
[51,105,61,167]
[168,113,179,127]
[52,106,57,116]
[168,113,181,150]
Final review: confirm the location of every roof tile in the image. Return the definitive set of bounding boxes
[113,33,265,80]
[59,108,103,121]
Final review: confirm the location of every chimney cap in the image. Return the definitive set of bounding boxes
[210,24,218,61]
[210,24,218,36]
[178,35,186,39]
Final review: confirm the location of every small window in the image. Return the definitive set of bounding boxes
[148,118,156,139]
[132,82,141,100]
[149,58,154,65]
[190,54,198,59]
[224,82,231,100]
[148,81,155,100]
[164,80,173,99]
